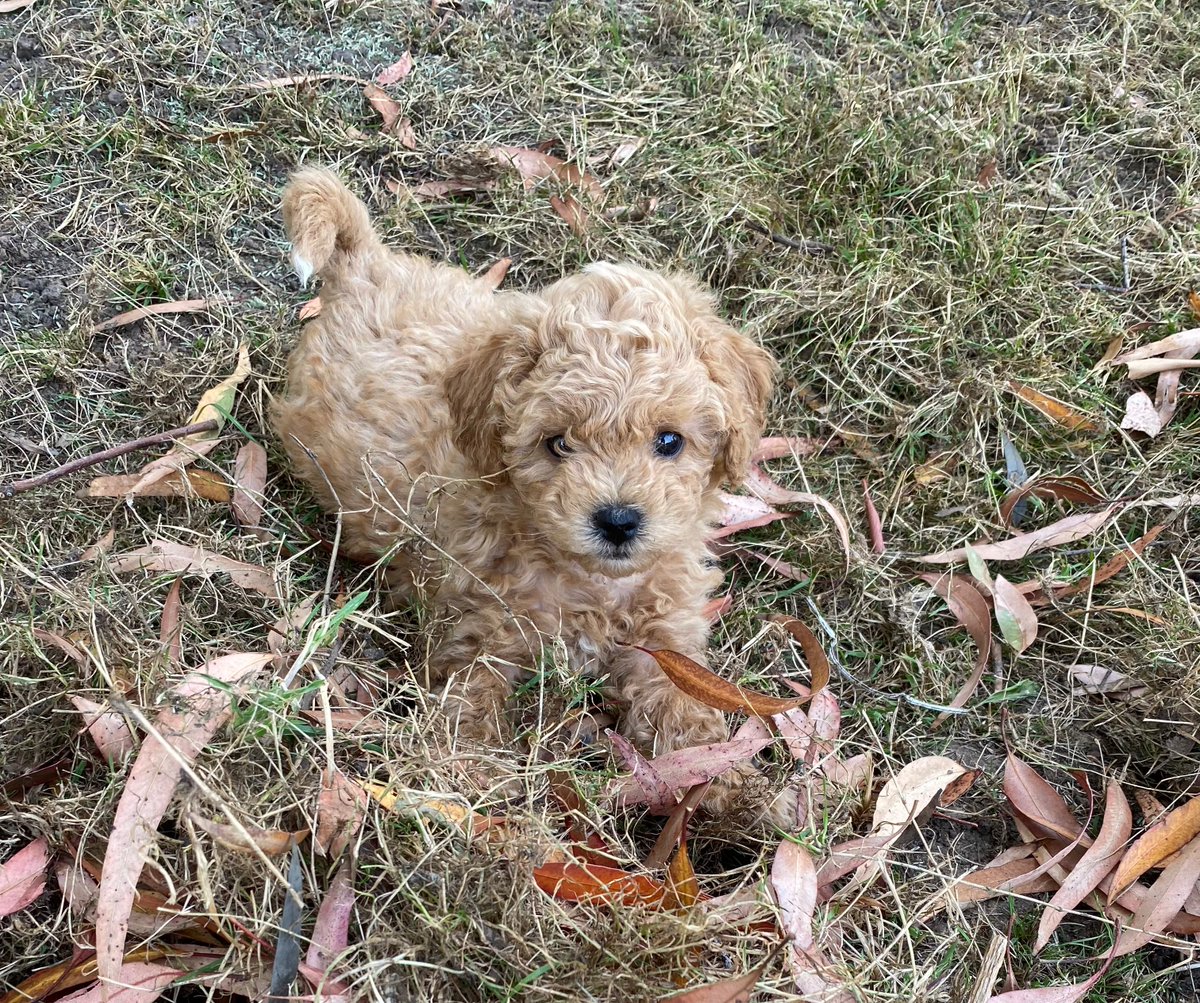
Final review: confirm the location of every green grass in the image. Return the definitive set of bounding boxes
[2,0,1200,1000]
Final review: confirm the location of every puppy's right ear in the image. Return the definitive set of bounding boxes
[442,321,541,476]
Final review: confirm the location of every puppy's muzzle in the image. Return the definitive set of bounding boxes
[591,504,643,549]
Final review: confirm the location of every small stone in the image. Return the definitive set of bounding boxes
[104,89,127,108]
[40,280,65,304]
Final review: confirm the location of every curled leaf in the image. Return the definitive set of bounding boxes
[919,506,1122,564]
[188,811,308,856]
[1108,792,1200,903]
[609,736,773,808]
[998,476,1107,529]
[606,730,676,815]
[533,861,665,907]
[109,541,277,597]
[633,646,806,716]
[919,572,993,721]
[1007,381,1100,432]
[1112,833,1200,957]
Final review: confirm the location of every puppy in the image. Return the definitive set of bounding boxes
[274,168,782,817]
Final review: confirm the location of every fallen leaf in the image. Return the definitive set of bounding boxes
[819,752,872,792]
[609,736,773,808]
[1135,790,1168,828]
[393,118,417,150]
[1153,330,1200,427]
[1113,327,1200,363]
[1112,832,1200,957]
[245,73,365,90]
[1069,665,1147,699]
[633,646,807,716]
[919,505,1122,564]
[608,138,645,167]
[1125,357,1200,379]
[306,860,355,978]
[56,962,181,1003]
[94,299,210,334]
[400,178,494,201]
[805,689,841,766]
[550,193,590,235]
[69,697,135,763]
[375,52,413,85]
[873,757,970,837]
[918,573,992,723]
[607,730,676,814]
[1090,333,1125,372]
[268,845,304,1000]
[125,343,251,497]
[769,615,831,699]
[743,470,852,563]
[1036,781,1131,952]
[770,840,848,998]
[161,577,182,667]
[978,160,999,188]
[664,840,700,911]
[1007,381,1100,432]
[95,653,272,987]
[363,83,404,133]
[814,832,899,891]
[601,197,660,222]
[645,782,713,868]
[718,491,784,526]
[772,707,813,762]
[316,767,370,857]
[862,479,884,554]
[488,145,603,200]
[478,257,511,289]
[532,861,665,907]
[188,811,308,856]
[81,528,116,562]
[1120,391,1163,437]
[0,837,51,917]
[1108,792,1200,903]
[752,436,825,462]
[109,541,277,597]
[987,942,1115,1002]
[658,958,773,1002]
[298,296,322,321]
[730,546,810,583]
[231,441,267,528]
[1030,524,1165,605]
[993,576,1038,654]
[1000,432,1029,525]
[951,853,1060,907]
[998,476,1107,529]
[914,451,960,485]
[1003,753,1087,844]
[80,469,231,503]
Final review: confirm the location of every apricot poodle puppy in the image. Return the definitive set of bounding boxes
[274,168,780,816]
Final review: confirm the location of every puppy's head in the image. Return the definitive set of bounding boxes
[443,263,777,574]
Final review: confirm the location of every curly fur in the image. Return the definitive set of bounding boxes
[274,168,784,819]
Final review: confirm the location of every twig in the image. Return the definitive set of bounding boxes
[2,419,219,499]
[1076,234,1131,293]
[745,221,833,255]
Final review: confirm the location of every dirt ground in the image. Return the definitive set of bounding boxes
[2,0,1200,1000]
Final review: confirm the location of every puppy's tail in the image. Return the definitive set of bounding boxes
[281,167,382,287]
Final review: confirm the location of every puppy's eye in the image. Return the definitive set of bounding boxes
[546,435,573,459]
[653,431,685,458]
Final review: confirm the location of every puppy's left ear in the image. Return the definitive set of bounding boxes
[693,312,778,487]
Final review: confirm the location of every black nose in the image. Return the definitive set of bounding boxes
[592,505,643,546]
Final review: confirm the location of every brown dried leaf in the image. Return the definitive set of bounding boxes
[1126,357,1200,379]
[188,811,308,856]
[1003,753,1087,844]
[69,697,135,764]
[770,614,831,699]
[54,962,182,1003]
[664,840,700,911]
[608,138,645,167]
[873,757,970,837]
[550,193,590,235]
[951,853,1059,907]
[752,436,825,462]
[94,299,210,333]
[316,767,370,857]
[1120,390,1163,437]
[743,468,852,563]
[998,476,1107,529]
[919,505,1122,564]
[1069,665,1147,699]
[993,575,1038,654]
[1090,333,1125,372]
[305,860,355,991]
[1112,832,1200,957]
[1007,381,1100,432]
[607,729,676,814]
[109,541,277,597]
[488,145,603,200]
[658,959,772,1002]
[81,468,231,503]
[1114,327,1200,363]
[862,479,884,553]
[634,646,806,715]
[609,736,772,807]
[1109,792,1200,902]
[363,82,403,132]
[987,946,1115,1002]
[95,653,272,987]
[0,837,50,917]
[231,441,267,529]
[376,52,413,85]
[977,160,999,188]
[919,572,993,721]
[1135,790,1168,828]
[1035,781,1131,952]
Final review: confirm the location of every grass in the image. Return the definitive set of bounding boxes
[2,0,1200,1000]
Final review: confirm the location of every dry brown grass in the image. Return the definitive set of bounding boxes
[3,0,1200,1000]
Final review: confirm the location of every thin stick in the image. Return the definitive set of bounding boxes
[2,419,219,498]
[745,220,833,255]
